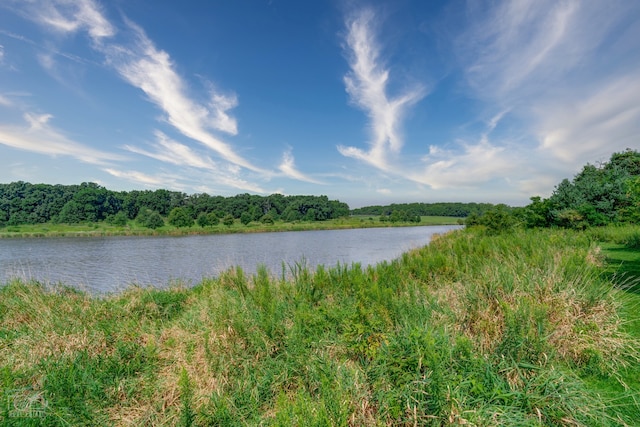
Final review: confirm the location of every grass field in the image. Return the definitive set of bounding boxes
[0,216,461,238]
[1,225,638,425]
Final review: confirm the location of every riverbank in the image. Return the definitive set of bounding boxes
[0,215,461,238]
[1,226,638,425]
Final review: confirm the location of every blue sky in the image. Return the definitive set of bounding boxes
[1,0,639,208]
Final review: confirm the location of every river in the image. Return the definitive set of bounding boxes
[0,225,461,294]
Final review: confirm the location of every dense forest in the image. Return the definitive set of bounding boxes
[469,149,640,232]
[351,202,496,222]
[0,183,350,228]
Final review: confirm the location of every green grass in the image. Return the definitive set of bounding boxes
[581,227,640,424]
[1,226,638,425]
[0,216,461,238]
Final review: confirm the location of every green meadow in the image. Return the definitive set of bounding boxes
[1,225,639,426]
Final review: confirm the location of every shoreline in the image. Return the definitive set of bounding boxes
[0,216,463,239]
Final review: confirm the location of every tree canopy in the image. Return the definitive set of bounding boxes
[470,149,640,232]
[0,183,350,228]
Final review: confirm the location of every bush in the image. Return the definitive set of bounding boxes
[136,209,164,229]
[240,212,252,226]
[106,211,128,226]
[168,207,194,228]
[222,214,234,227]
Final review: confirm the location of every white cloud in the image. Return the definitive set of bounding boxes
[0,94,12,107]
[459,0,583,101]
[535,73,640,164]
[26,0,115,42]
[457,1,640,156]
[124,131,218,170]
[445,0,640,196]
[103,168,170,187]
[0,112,126,165]
[278,149,324,184]
[4,0,331,194]
[101,20,264,173]
[411,140,517,190]
[338,8,426,171]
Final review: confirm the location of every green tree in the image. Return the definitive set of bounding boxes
[106,211,128,226]
[196,212,211,227]
[470,204,516,234]
[168,207,194,228]
[207,212,219,226]
[260,212,275,224]
[240,211,252,226]
[222,214,234,227]
[521,196,551,228]
[136,209,164,229]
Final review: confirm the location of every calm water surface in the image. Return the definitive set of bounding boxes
[0,225,461,293]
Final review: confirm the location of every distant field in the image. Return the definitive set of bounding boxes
[0,216,462,238]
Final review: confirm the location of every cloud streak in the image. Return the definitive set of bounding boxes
[0,112,126,165]
[278,149,324,184]
[123,131,218,170]
[11,0,268,175]
[457,0,640,165]
[411,141,516,190]
[101,20,262,172]
[15,0,115,42]
[338,8,426,171]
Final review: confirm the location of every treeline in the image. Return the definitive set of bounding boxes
[469,149,640,232]
[0,182,350,228]
[351,202,496,221]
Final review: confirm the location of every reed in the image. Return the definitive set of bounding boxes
[1,227,638,425]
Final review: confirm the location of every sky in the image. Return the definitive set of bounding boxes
[1,1,639,208]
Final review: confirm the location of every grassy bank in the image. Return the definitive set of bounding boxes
[0,216,461,238]
[1,226,639,425]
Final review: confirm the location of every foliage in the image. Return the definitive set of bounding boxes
[168,207,194,228]
[352,201,495,217]
[1,227,638,425]
[136,209,164,229]
[240,211,252,226]
[468,149,640,231]
[196,212,219,228]
[0,183,351,227]
[379,209,421,223]
[106,211,128,226]
[525,149,640,228]
[222,214,234,227]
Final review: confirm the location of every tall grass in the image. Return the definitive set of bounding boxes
[1,227,638,425]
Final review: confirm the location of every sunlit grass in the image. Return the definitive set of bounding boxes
[0,216,461,238]
[1,226,638,425]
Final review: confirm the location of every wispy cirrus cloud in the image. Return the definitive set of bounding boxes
[456,0,640,167]
[0,112,126,165]
[99,20,261,173]
[535,73,640,164]
[124,131,218,170]
[278,149,324,184]
[4,0,308,193]
[10,0,115,43]
[338,8,426,171]
[103,168,172,187]
[411,140,516,190]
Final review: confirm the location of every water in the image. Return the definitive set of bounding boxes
[0,225,461,294]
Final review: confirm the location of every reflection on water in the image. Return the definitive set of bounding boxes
[0,225,461,293]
